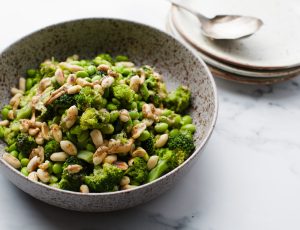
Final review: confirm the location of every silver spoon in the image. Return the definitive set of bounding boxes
[169,0,263,40]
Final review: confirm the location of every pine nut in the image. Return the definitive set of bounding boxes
[19,77,26,91]
[27,156,41,172]
[39,160,50,170]
[107,69,119,78]
[80,184,89,193]
[3,153,21,169]
[128,158,134,166]
[64,105,78,129]
[37,168,50,183]
[60,140,77,155]
[131,122,147,139]
[67,85,82,94]
[10,93,22,106]
[51,124,62,142]
[113,161,128,171]
[115,61,135,68]
[76,78,93,87]
[147,155,159,170]
[129,75,140,92]
[155,134,168,148]
[35,132,44,145]
[28,172,38,181]
[41,122,50,140]
[122,184,137,190]
[34,121,43,128]
[66,164,82,174]
[131,147,147,158]
[59,62,84,72]
[66,74,77,85]
[119,109,130,122]
[50,152,68,162]
[28,127,40,136]
[101,76,114,88]
[93,147,108,165]
[20,119,32,132]
[120,176,130,186]
[90,129,103,148]
[38,78,52,93]
[11,87,23,95]
[103,155,117,164]
[29,146,44,163]
[97,64,110,72]
[0,120,9,126]
[142,118,154,127]
[55,68,65,85]
[93,84,104,95]
[7,110,14,120]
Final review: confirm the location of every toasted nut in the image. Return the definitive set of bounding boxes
[120,176,130,186]
[97,64,110,72]
[59,62,84,72]
[129,75,141,92]
[119,109,130,122]
[28,172,38,181]
[41,122,50,140]
[115,61,135,68]
[50,152,68,162]
[10,93,22,106]
[147,155,159,170]
[108,138,134,154]
[28,127,40,136]
[3,153,21,169]
[11,87,23,95]
[51,124,62,142]
[101,76,114,88]
[60,140,77,155]
[67,164,83,174]
[103,155,117,164]
[93,84,104,95]
[122,184,138,190]
[90,129,103,148]
[66,74,77,85]
[34,121,43,128]
[76,78,93,87]
[7,110,14,120]
[20,119,32,132]
[132,147,147,158]
[36,168,50,183]
[0,120,9,126]
[35,132,44,145]
[93,146,108,165]
[142,118,154,127]
[128,158,134,166]
[155,134,168,148]
[80,184,89,193]
[39,160,50,170]
[131,123,146,139]
[67,85,82,94]
[27,156,41,172]
[55,68,65,85]
[107,69,119,78]
[113,161,128,170]
[29,146,44,163]
[64,105,78,129]
[19,77,26,91]
[38,78,52,93]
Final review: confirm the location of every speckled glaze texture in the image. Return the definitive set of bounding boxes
[0,18,217,212]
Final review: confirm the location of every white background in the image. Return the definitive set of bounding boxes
[0,0,300,229]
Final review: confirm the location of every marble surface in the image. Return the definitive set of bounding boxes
[0,0,300,229]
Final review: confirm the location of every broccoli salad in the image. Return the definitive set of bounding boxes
[0,54,196,193]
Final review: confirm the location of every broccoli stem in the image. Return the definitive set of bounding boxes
[147,158,170,182]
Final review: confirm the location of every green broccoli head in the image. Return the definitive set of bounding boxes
[141,135,155,155]
[79,108,100,130]
[58,156,90,191]
[84,163,124,192]
[16,133,37,156]
[44,140,61,159]
[167,132,195,155]
[147,148,177,182]
[112,84,135,103]
[75,86,104,110]
[52,94,76,111]
[125,157,148,185]
[164,86,191,114]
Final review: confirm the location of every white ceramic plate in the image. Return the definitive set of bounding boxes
[167,13,300,78]
[171,0,300,70]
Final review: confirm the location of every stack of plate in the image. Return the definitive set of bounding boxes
[166,0,300,84]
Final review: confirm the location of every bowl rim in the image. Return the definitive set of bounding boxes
[0,17,218,196]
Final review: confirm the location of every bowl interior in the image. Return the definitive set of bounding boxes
[0,18,217,211]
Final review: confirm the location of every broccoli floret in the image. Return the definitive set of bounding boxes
[84,163,124,192]
[147,148,177,182]
[167,132,195,156]
[40,59,57,78]
[52,94,76,111]
[164,86,191,114]
[58,156,89,191]
[44,140,61,159]
[75,86,103,110]
[79,108,100,130]
[125,157,148,185]
[141,135,155,155]
[112,84,135,103]
[16,133,37,156]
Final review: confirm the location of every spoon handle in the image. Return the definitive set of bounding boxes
[167,0,209,22]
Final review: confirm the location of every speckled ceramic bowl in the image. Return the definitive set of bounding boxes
[0,18,217,212]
